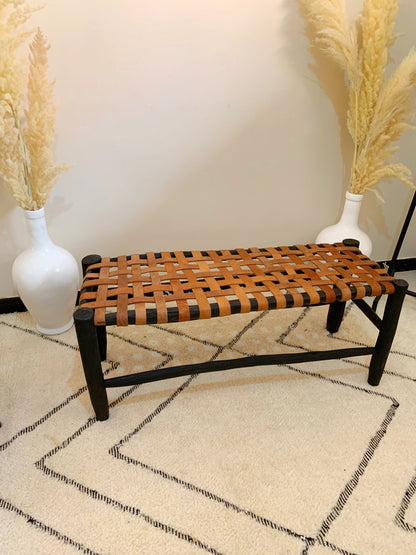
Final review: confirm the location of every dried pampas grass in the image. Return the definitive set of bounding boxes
[0,1,69,210]
[24,28,70,209]
[301,0,416,198]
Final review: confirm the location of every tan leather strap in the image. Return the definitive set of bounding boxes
[78,243,395,326]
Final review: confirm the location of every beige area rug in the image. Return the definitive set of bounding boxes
[1,296,416,555]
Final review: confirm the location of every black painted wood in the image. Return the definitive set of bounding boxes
[97,325,107,362]
[74,307,109,421]
[372,191,416,310]
[368,279,408,386]
[388,191,416,276]
[104,346,375,388]
[353,299,382,330]
[380,257,416,273]
[343,238,361,248]
[80,254,107,361]
[326,301,347,333]
[82,254,102,277]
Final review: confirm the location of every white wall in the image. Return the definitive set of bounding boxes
[1,0,415,297]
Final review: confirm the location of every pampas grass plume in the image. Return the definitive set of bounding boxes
[0,1,68,210]
[24,28,70,209]
[301,0,416,198]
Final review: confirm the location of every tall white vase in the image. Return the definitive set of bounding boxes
[12,207,80,335]
[315,191,372,257]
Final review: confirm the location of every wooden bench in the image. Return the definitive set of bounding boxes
[74,239,408,420]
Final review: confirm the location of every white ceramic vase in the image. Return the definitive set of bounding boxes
[315,191,372,257]
[12,207,80,335]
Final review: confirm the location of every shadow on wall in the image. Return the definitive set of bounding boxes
[101,127,340,257]
[296,0,353,199]
[0,182,27,254]
[110,104,326,255]
[94,0,342,257]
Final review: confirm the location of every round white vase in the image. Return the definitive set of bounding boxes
[12,207,80,335]
[315,191,372,257]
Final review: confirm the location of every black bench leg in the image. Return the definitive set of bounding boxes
[325,239,356,333]
[80,254,107,361]
[97,325,107,361]
[326,301,347,333]
[368,279,408,386]
[81,253,102,277]
[74,307,109,420]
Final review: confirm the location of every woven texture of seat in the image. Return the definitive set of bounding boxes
[80,243,395,326]
[78,243,396,326]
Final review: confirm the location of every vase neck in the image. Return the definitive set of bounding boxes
[339,194,362,226]
[24,208,54,249]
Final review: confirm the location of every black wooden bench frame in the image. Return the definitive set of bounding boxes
[74,240,408,421]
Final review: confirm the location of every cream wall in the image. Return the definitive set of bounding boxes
[1,0,415,298]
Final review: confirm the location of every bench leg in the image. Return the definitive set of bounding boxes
[326,301,346,333]
[80,254,107,361]
[81,253,102,278]
[74,307,109,420]
[97,325,107,361]
[368,279,408,386]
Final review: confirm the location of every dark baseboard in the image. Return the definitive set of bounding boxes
[0,292,81,314]
[0,296,27,314]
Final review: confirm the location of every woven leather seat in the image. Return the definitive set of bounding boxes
[78,242,395,326]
